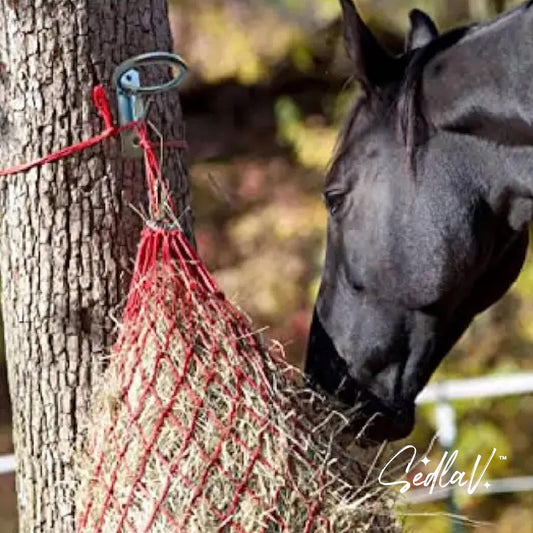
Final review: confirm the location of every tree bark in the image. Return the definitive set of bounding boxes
[0,1,190,531]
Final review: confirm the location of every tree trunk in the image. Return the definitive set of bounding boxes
[0,1,190,531]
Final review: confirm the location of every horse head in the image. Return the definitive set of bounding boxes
[306,0,533,442]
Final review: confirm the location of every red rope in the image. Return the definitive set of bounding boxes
[0,87,135,177]
[0,85,187,219]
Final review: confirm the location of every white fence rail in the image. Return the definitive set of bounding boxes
[406,475,533,504]
[0,454,14,475]
[417,373,533,404]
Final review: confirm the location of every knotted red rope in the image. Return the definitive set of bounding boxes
[0,85,186,221]
[0,87,127,176]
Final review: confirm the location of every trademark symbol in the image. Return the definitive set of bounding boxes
[499,456,507,460]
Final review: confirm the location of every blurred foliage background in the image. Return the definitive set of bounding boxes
[1,0,533,531]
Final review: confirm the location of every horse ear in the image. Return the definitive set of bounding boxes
[405,9,439,51]
[339,0,397,87]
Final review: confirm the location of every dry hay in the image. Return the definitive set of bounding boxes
[77,231,400,533]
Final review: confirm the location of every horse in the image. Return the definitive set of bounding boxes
[306,0,533,442]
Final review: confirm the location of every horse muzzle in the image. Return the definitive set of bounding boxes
[305,308,415,443]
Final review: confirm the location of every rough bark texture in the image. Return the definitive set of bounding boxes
[0,1,190,531]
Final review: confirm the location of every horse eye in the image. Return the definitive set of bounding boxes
[323,190,346,216]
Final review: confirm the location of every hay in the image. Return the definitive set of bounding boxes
[77,228,399,533]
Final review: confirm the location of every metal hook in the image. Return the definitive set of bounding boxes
[112,52,188,158]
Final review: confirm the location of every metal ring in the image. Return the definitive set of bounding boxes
[112,52,188,95]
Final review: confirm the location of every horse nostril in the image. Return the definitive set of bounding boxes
[348,393,415,443]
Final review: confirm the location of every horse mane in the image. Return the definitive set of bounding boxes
[397,27,470,163]
[328,26,470,182]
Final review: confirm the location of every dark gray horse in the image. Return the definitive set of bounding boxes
[306,0,533,442]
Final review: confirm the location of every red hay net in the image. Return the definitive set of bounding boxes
[77,226,344,532]
[0,85,393,533]
[69,89,340,533]
[76,105,354,533]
